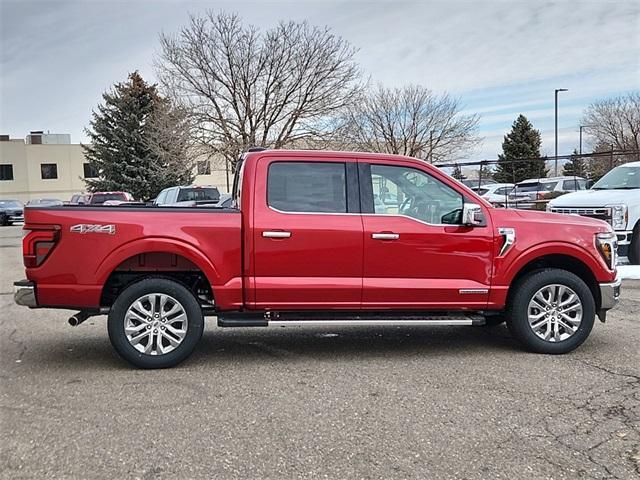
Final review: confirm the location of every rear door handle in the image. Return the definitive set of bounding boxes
[371,232,399,240]
[262,231,292,239]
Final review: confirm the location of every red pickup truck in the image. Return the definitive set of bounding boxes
[14,149,621,368]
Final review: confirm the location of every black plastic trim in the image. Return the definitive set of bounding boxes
[358,162,374,214]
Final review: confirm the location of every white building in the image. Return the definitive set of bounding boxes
[0,131,230,202]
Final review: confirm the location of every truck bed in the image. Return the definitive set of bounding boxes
[22,205,243,309]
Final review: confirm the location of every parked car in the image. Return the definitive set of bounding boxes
[549,161,640,264]
[26,198,63,207]
[461,178,497,188]
[87,192,134,205]
[0,199,24,225]
[508,176,588,209]
[216,193,233,208]
[69,193,89,205]
[471,183,514,206]
[14,149,620,368]
[154,185,221,207]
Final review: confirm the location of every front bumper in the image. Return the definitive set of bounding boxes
[599,276,621,310]
[14,280,37,308]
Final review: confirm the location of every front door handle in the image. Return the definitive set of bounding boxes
[371,232,400,240]
[262,231,292,239]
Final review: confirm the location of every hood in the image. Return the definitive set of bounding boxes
[548,188,640,207]
[491,207,611,232]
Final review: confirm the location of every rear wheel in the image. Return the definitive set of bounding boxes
[108,278,204,368]
[506,269,595,354]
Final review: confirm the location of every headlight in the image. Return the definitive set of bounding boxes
[546,202,553,212]
[595,232,617,270]
[606,204,628,230]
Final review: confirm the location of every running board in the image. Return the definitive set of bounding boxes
[217,312,484,327]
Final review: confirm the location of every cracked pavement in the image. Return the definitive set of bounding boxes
[1,225,639,479]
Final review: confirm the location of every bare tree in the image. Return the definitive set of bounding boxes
[582,92,640,162]
[337,85,480,162]
[155,11,362,170]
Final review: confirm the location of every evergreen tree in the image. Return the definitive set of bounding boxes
[562,149,587,177]
[451,164,466,180]
[83,72,194,200]
[493,115,547,183]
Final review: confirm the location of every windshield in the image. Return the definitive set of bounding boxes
[0,200,22,208]
[177,187,219,202]
[90,193,125,204]
[592,165,640,190]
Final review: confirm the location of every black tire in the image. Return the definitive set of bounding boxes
[628,223,640,265]
[108,278,204,368]
[505,269,595,354]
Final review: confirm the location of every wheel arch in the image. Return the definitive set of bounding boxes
[96,238,218,308]
[506,252,601,311]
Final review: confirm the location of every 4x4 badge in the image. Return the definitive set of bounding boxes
[70,224,116,235]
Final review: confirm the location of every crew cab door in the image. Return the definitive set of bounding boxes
[359,160,494,309]
[251,157,363,309]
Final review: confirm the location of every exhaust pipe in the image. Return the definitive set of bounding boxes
[68,307,110,326]
[68,311,91,327]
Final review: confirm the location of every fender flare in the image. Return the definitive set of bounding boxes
[501,241,604,285]
[94,237,220,287]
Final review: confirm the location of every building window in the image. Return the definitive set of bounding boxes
[197,160,211,175]
[83,163,99,178]
[0,164,13,181]
[41,163,58,179]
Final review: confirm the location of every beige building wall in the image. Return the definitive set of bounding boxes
[0,137,231,202]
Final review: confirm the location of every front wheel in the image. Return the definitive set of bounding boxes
[506,269,595,354]
[628,223,640,265]
[108,278,204,368]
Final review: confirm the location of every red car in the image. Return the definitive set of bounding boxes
[14,149,621,368]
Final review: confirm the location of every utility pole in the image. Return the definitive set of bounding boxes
[554,88,568,176]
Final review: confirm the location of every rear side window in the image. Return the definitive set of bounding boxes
[541,181,558,192]
[476,188,489,195]
[562,179,586,190]
[268,162,346,213]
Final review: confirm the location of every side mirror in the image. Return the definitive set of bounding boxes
[462,202,485,226]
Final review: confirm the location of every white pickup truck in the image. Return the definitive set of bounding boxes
[548,161,640,264]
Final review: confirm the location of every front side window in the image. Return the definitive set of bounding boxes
[41,163,58,179]
[268,162,347,213]
[369,164,463,224]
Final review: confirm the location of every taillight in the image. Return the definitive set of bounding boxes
[23,224,60,267]
[536,192,546,200]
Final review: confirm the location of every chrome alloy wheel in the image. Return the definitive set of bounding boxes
[527,284,583,342]
[124,293,188,355]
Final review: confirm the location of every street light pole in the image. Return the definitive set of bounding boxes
[554,88,568,176]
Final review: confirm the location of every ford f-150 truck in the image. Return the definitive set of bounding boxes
[549,161,640,264]
[14,149,621,368]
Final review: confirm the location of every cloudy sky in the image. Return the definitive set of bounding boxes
[1,0,638,161]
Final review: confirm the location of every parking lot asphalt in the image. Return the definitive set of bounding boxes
[1,224,638,479]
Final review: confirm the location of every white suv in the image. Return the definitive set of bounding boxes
[548,162,640,264]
